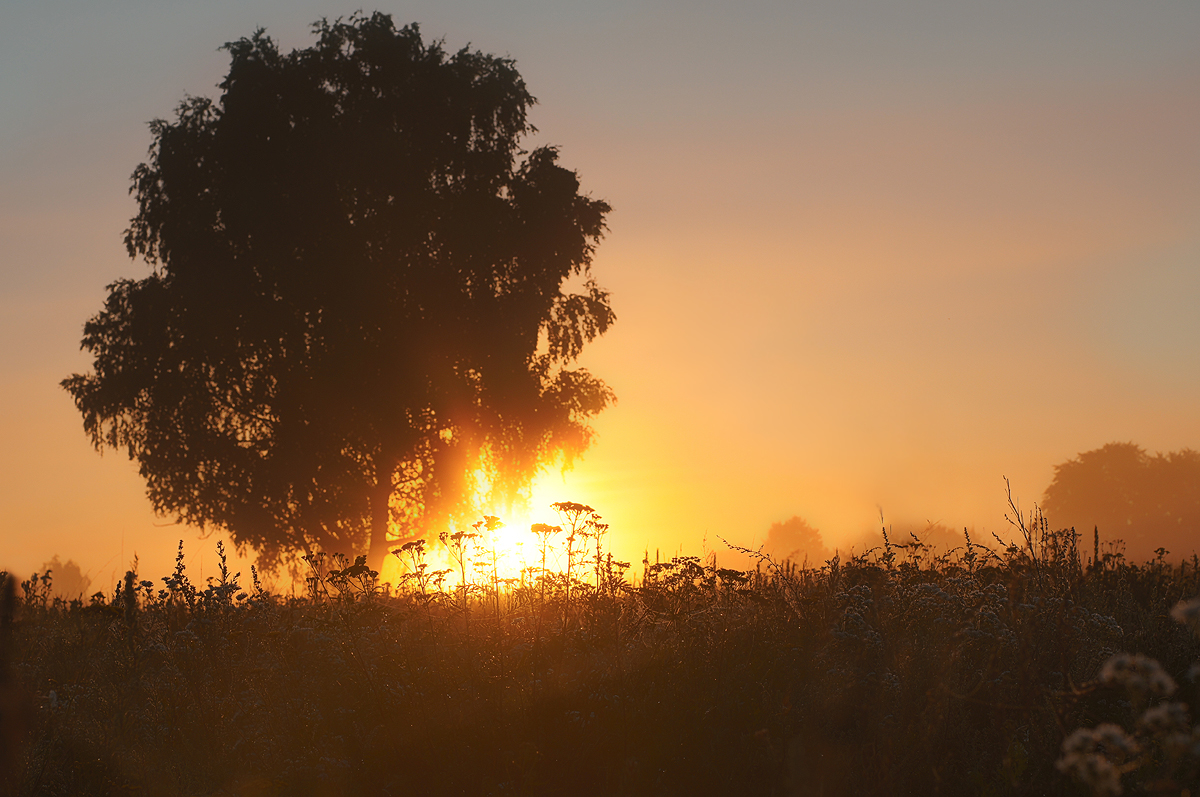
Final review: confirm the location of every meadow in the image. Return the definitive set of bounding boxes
[4,505,1200,796]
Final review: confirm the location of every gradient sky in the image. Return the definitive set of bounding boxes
[3,0,1199,587]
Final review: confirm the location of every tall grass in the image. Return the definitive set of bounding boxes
[4,510,1200,795]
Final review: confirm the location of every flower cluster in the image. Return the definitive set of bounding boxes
[1056,724,1138,797]
[1171,597,1200,635]
[1098,652,1177,700]
[1058,595,1200,794]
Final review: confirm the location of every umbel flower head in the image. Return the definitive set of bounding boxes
[1135,701,1190,735]
[1099,652,1177,699]
[1170,597,1200,636]
[1057,724,1139,797]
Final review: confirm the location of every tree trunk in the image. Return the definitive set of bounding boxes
[365,465,393,576]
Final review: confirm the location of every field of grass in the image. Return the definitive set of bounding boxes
[4,510,1200,796]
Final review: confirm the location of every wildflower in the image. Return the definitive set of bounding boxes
[1137,702,1190,735]
[1161,725,1200,761]
[1170,597,1200,635]
[173,628,200,643]
[1057,724,1138,796]
[1056,747,1123,797]
[1099,653,1176,698]
[1086,613,1123,639]
[1086,723,1139,760]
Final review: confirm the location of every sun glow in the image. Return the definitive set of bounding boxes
[381,474,607,590]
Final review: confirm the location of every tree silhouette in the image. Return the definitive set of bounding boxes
[39,556,92,602]
[1042,442,1200,561]
[763,515,830,565]
[62,14,615,573]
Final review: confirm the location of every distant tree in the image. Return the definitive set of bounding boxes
[1042,442,1200,560]
[62,14,615,573]
[39,556,91,601]
[763,515,830,566]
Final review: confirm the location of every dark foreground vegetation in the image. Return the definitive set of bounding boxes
[5,515,1200,796]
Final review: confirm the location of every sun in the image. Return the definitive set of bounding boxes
[382,477,575,589]
[472,498,560,584]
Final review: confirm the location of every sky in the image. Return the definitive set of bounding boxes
[2,0,1199,589]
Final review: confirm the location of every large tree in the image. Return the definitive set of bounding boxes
[62,14,615,573]
[1042,442,1200,561]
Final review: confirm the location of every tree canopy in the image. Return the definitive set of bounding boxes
[62,13,615,573]
[1042,442,1200,561]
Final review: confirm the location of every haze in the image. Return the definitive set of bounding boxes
[3,0,1199,587]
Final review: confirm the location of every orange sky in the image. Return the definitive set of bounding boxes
[2,1,1199,590]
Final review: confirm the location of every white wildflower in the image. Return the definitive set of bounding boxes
[1099,653,1176,698]
[1058,724,1138,797]
[1171,597,1200,635]
[1137,702,1190,735]
[1056,749,1123,797]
